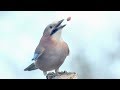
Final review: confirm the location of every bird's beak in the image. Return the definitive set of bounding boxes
[50,19,66,35]
[55,19,66,30]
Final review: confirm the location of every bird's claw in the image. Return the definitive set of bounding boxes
[46,72,56,79]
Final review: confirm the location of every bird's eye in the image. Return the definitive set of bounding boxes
[50,26,52,28]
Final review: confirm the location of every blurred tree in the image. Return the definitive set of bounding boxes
[70,49,92,79]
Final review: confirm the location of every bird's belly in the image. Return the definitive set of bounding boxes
[35,51,66,71]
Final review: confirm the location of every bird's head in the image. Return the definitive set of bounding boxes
[43,19,66,40]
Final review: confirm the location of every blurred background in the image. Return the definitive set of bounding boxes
[1,11,120,79]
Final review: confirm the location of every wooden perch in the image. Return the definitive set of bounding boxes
[46,71,78,79]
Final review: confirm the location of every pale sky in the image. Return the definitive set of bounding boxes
[1,11,120,79]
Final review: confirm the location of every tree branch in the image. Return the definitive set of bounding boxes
[46,71,78,79]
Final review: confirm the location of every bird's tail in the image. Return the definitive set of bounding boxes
[24,63,38,71]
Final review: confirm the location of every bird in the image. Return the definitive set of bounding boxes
[24,19,70,76]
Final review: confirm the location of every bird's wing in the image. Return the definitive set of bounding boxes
[32,47,45,61]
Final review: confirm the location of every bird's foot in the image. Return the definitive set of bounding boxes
[46,72,56,79]
[46,71,69,79]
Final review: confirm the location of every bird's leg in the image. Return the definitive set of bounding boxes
[55,68,60,75]
[43,71,47,76]
[55,69,68,75]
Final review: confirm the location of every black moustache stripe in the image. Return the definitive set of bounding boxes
[50,29,58,36]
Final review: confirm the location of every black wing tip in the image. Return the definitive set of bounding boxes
[24,69,31,71]
[24,63,38,71]
[32,58,36,61]
[24,68,28,71]
[24,68,31,71]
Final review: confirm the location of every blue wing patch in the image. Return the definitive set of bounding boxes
[32,47,45,61]
[32,53,40,61]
